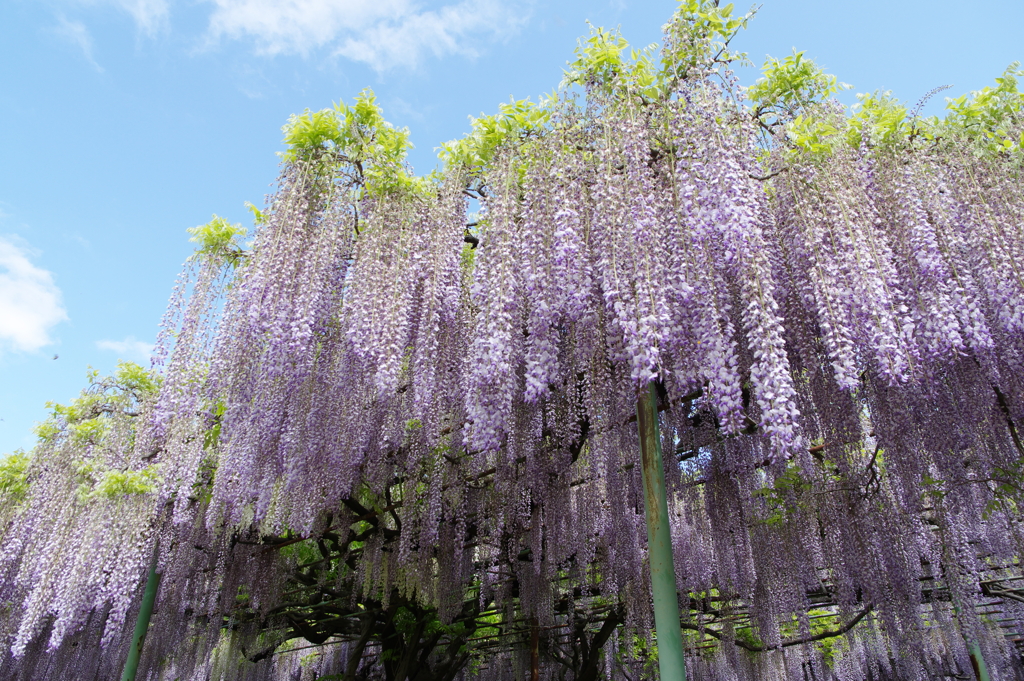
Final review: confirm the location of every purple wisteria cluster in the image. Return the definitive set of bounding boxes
[2,33,1024,681]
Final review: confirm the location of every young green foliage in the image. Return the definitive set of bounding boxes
[562,25,632,88]
[846,91,910,149]
[661,0,755,83]
[30,362,162,503]
[943,62,1024,155]
[74,461,159,501]
[785,113,843,158]
[188,215,248,268]
[0,451,31,508]
[244,201,266,226]
[753,461,816,526]
[773,62,1024,162]
[562,24,664,101]
[748,50,850,128]
[282,89,427,197]
[439,97,551,170]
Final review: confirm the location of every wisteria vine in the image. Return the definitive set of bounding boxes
[2,3,1024,680]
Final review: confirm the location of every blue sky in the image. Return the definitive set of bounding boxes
[1,0,1022,454]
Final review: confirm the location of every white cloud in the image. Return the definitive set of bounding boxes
[0,237,68,354]
[205,0,529,69]
[96,336,155,363]
[53,15,104,72]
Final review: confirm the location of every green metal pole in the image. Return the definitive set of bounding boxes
[951,599,990,681]
[968,642,991,681]
[121,542,161,681]
[636,381,687,681]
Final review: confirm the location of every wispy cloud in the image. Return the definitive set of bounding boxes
[205,0,529,70]
[84,0,170,35]
[96,336,154,363]
[111,0,171,35]
[387,96,428,123]
[0,237,68,354]
[53,15,104,72]
[58,1,169,38]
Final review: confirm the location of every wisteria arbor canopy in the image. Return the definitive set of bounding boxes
[2,2,1024,680]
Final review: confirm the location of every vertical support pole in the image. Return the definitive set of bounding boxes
[636,381,687,681]
[952,599,990,681]
[121,541,161,681]
[968,642,991,681]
